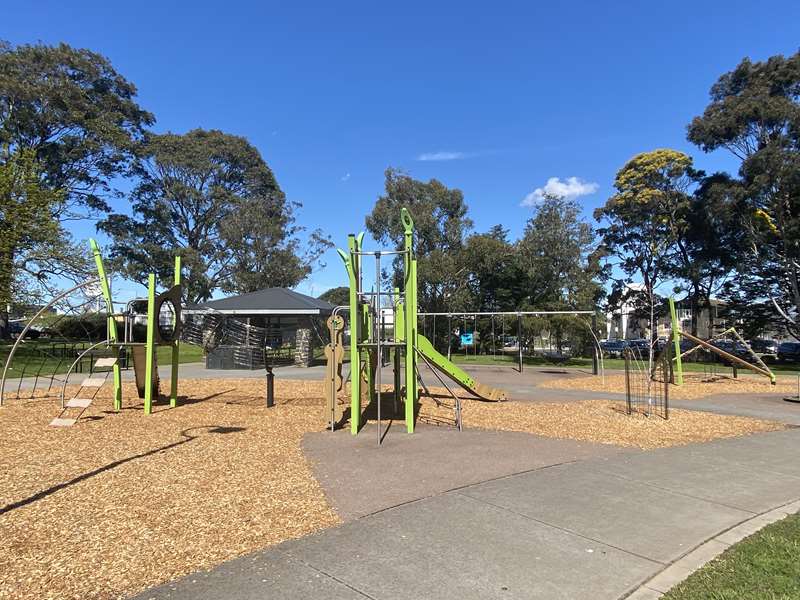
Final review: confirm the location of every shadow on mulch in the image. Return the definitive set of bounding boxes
[0,425,246,516]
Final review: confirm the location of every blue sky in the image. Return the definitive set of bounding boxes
[4,1,800,299]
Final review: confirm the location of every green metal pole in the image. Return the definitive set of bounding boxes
[669,297,683,386]
[144,273,157,414]
[170,255,181,407]
[89,239,122,411]
[345,236,361,434]
[401,208,416,433]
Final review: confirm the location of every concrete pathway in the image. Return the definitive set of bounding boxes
[133,428,800,600]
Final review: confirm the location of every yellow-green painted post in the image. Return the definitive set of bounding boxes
[668,297,683,386]
[345,235,361,434]
[408,257,418,432]
[89,239,122,410]
[170,256,181,407]
[401,208,416,433]
[144,273,157,414]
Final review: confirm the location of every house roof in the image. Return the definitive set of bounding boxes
[188,288,334,315]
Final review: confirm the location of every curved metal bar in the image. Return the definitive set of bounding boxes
[1,279,102,406]
[59,339,111,409]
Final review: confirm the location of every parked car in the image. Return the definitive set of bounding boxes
[710,339,757,364]
[626,339,650,358]
[600,339,629,358]
[8,321,41,340]
[777,342,800,363]
[748,339,778,356]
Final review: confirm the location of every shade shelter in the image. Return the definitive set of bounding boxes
[186,288,334,369]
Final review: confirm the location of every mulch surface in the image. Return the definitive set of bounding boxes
[0,379,338,600]
[0,377,785,599]
[419,394,783,450]
[539,372,796,400]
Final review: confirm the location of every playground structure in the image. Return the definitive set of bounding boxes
[325,208,508,443]
[667,297,776,386]
[0,239,183,423]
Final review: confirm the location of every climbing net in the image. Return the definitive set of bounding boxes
[622,344,670,419]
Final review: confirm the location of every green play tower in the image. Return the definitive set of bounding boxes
[339,208,418,437]
[333,208,506,443]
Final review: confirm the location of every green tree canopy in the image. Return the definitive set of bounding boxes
[461,225,523,311]
[0,40,151,337]
[688,51,800,336]
[518,194,599,310]
[99,129,330,302]
[0,40,153,216]
[318,286,350,307]
[0,148,89,337]
[365,168,473,312]
[595,149,697,361]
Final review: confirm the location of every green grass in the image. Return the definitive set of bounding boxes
[448,352,800,376]
[156,342,204,365]
[662,513,800,600]
[0,341,205,379]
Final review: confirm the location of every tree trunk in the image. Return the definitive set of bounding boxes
[0,306,8,341]
[690,292,700,337]
[0,248,13,340]
[706,296,715,339]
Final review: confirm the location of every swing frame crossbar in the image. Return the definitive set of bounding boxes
[417,310,601,375]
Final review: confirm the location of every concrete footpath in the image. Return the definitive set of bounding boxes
[133,428,800,600]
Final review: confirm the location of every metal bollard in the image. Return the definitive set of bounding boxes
[265,367,275,408]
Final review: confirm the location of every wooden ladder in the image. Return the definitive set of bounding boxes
[50,357,118,427]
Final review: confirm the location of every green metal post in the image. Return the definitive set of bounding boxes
[89,239,122,411]
[668,297,683,386]
[144,273,157,414]
[401,208,416,433]
[345,235,361,434]
[170,256,181,407]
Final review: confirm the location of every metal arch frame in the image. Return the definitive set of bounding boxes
[1,278,103,406]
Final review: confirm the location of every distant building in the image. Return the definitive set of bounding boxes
[604,285,734,340]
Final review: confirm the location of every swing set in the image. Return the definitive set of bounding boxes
[418,310,602,374]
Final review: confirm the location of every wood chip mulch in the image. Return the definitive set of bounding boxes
[538,372,797,400]
[0,379,339,600]
[419,395,783,450]
[0,377,786,599]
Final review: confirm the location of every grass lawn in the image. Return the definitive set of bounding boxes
[0,341,205,379]
[156,342,204,365]
[662,513,800,599]
[449,352,800,377]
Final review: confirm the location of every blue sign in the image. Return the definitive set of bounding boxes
[460,333,474,346]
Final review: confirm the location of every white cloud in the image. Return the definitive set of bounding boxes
[521,176,599,206]
[340,172,351,182]
[416,151,469,161]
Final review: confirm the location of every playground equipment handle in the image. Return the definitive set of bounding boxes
[401,207,414,234]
